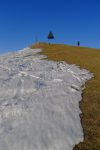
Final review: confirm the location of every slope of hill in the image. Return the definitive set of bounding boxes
[31,43,100,150]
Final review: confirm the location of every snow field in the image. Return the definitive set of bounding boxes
[0,48,93,150]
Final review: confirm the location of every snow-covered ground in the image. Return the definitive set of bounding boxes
[0,48,93,150]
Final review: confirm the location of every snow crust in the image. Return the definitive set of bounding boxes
[0,48,93,150]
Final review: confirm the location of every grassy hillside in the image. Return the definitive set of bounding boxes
[30,43,100,150]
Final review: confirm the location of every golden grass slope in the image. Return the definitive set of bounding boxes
[30,43,100,150]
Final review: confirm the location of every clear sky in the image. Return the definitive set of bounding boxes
[0,0,100,53]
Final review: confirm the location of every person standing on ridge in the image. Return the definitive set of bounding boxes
[77,41,80,47]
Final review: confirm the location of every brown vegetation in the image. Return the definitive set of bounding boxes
[30,42,100,150]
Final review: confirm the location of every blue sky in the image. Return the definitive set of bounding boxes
[0,0,100,53]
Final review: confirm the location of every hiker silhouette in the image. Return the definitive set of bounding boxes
[77,41,80,47]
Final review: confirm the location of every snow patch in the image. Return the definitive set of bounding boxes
[0,47,93,150]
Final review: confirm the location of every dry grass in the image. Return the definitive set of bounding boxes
[30,42,100,150]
